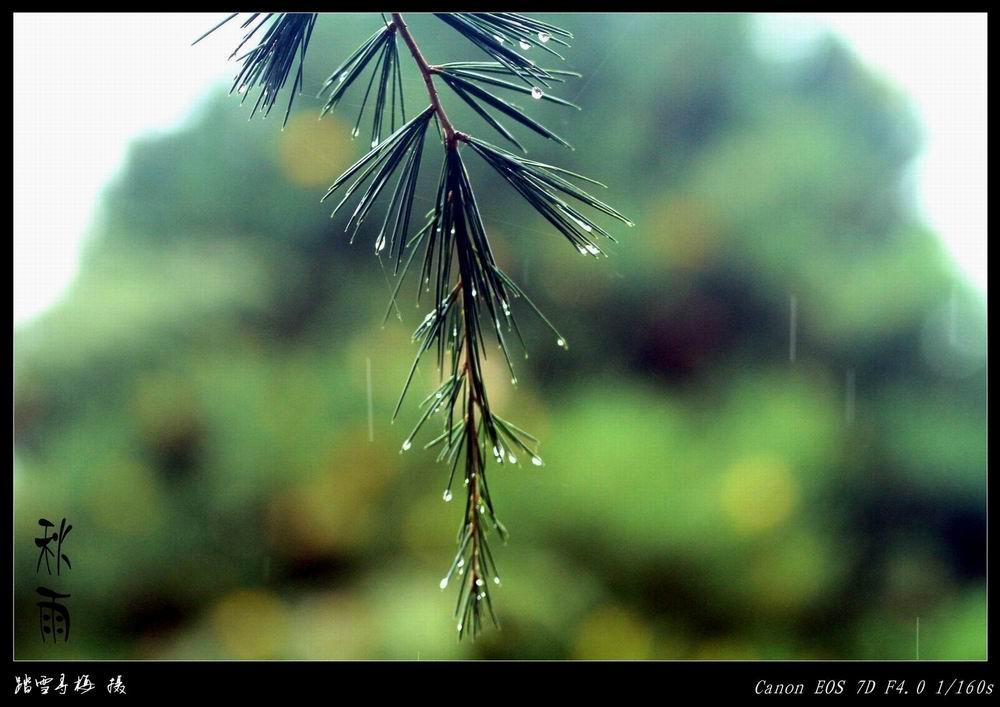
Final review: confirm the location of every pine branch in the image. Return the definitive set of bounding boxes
[194,13,318,127]
[195,11,631,641]
[392,14,506,636]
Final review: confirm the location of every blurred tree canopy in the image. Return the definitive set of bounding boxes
[14,13,985,659]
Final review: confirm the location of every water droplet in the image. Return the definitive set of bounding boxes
[494,576,501,585]
[494,35,505,43]
[439,577,448,589]
[577,246,587,255]
[538,31,551,43]
[475,578,484,587]
[519,40,531,50]
[508,453,517,464]
[556,337,567,348]
[375,235,387,252]
[585,244,600,255]
[531,87,543,100]
[443,489,453,502]
[401,439,412,451]
[511,377,518,385]
[531,455,543,466]
[582,223,593,233]
[338,72,348,84]
[457,622,463,631]
[351,126,360,137]
[371,139,379,148]
[457,558,465,567]
[471,287,477,297]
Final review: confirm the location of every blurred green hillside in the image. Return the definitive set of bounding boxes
[14,13,986,659]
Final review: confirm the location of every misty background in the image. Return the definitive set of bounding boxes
[14,13,987,659]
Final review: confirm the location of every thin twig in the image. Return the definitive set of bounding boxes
[393,10,486,634]
[392,13,460,144]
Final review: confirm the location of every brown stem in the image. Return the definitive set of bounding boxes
[393,12,483,596]
[391,13,459,145]
[465,357,481,588]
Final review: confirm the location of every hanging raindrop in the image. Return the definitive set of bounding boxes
[443,489,453,502]
[401,439,412,451]
[538,31,551,43]
[519,40,531,50]
[531,87,543,100]
[531,455,544,466]
[439,577,448,589]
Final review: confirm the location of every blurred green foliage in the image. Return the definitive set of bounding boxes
[14,13,985,659]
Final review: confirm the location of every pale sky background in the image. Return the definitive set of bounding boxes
[13,13,988,326]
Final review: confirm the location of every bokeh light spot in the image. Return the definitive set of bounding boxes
[572,605,654,660]
[720,455,798,533]
[277,113,354,187]
[210,589,289,659]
